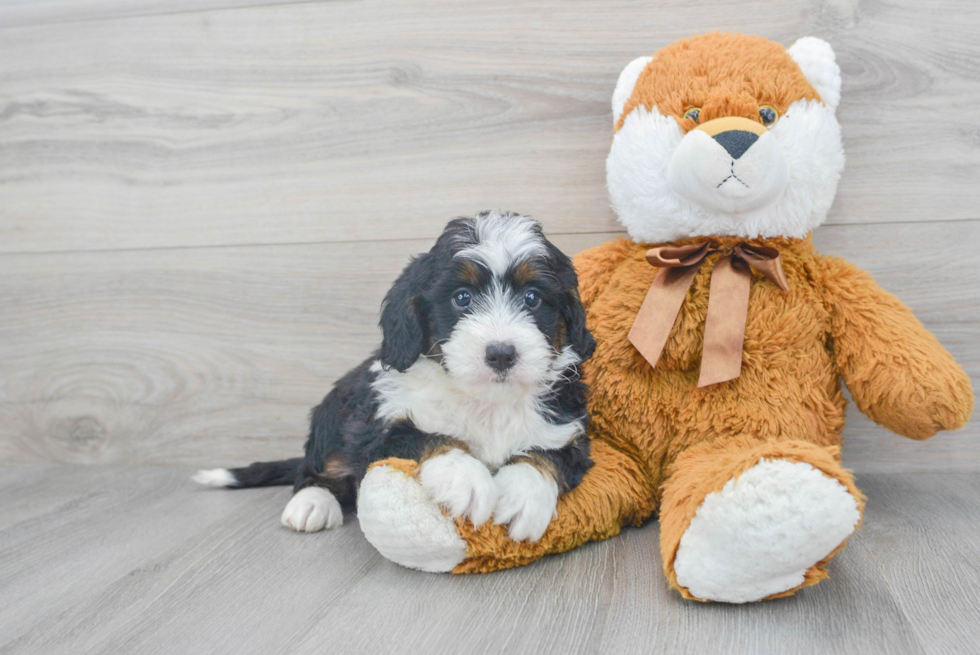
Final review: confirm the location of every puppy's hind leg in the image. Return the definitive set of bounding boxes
[281,458,355,533]
[281,389,355,533]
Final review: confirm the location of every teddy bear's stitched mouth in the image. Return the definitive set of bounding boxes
[716,160,750,189]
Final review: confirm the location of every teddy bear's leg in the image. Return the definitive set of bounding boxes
[659,437,865,603]
[357,439,655,573]
[356,457,469,572]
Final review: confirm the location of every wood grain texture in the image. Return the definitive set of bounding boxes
[855,473,980,653]
[1,0,979,253]
[4,465,977,655]
[0,222,975,471]
[0,0,314,28]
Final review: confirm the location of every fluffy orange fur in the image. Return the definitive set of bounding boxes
[617,32,822,132]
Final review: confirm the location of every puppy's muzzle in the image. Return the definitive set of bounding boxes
[485,342,517,373]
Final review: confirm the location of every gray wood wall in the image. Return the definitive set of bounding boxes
[1,0,977,472]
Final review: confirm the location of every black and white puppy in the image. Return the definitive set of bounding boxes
[194,210,595,542]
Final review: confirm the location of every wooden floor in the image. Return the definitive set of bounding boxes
[2,0,979,652]
[0,466,977,655]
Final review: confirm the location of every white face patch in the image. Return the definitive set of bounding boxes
[453,210,548,277]
[440,280,557,389]
[607,99,844,243]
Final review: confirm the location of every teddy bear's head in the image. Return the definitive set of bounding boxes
[606,32,844,243]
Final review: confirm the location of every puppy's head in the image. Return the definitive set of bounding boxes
[379,210,594,390]
[607,33,845,243]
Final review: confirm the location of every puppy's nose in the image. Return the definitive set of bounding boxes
[485,343,517,372]
[713,130,759,160]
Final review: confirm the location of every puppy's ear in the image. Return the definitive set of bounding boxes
[562,286,596,362]
[379,253,433,372]
[547,243,596,362]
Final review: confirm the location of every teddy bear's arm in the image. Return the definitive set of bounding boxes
[573,238,637,310]
[816,255,973,439]
[452,437,657,573]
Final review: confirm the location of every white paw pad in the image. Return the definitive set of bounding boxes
[673,458,861,603]
[418,449,497,527]
[281,487,343,532]
[357,464,467,572]
[493,463,558,542]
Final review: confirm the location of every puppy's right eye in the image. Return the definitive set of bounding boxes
[452,290,472,309]
[683,107,701,123]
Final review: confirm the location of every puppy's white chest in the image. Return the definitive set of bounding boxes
[370,360,581,468]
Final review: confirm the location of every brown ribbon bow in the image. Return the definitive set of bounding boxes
[627,239,789,387]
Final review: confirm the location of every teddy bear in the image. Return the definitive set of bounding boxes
[355,32,974,602]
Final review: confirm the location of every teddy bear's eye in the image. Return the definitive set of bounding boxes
[759,105,778,126]
[683,107,701,123]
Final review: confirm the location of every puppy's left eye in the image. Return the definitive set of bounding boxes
[759,105,778,126]
[523,290,542,309]
[452,290,472,309]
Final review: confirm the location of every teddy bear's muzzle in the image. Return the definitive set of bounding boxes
[667,116,789,215]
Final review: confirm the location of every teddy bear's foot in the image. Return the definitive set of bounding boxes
[357,459,467,572]
[671,457,861,603]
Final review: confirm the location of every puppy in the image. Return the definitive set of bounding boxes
[194,210,596,542]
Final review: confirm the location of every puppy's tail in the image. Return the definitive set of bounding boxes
[192,458,302,489]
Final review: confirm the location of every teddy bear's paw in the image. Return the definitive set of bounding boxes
[357,462,467,572]
[492,463,559,542]
[418,449,498,527]
[673,458,861,603]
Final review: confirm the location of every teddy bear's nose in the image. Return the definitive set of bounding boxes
[713,130,759,160]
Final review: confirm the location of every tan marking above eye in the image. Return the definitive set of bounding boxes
[459,261,483,286]
[512,261,537,287]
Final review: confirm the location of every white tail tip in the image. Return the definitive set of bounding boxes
[192,468,238,487]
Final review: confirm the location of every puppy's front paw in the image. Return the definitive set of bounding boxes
[281,487,343,532]
[493,463,558,542]
[418,449,497,527]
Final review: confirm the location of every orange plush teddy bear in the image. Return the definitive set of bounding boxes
[357,32,974,602]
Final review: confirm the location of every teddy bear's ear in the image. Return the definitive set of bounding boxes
[787,37,842,113]
[611,56,654,125]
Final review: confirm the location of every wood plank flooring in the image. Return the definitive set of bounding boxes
[1,465,977,655]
